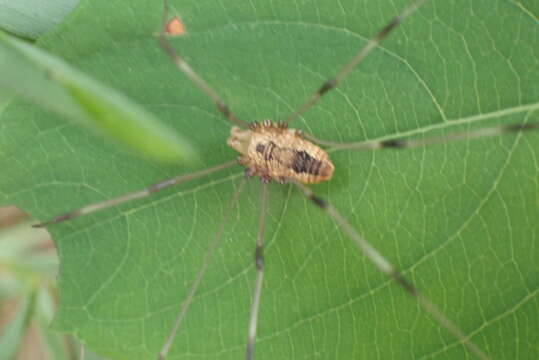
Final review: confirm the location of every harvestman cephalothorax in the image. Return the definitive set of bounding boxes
[31,0,538,359]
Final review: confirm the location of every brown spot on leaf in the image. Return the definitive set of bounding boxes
[166,16,185,36]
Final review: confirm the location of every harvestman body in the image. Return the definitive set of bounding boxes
[229,120,334,184]
[33,0,539,359]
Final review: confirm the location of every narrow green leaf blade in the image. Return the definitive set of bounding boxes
[0,31,197,163]
[0,293,36,359]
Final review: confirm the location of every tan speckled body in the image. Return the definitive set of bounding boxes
[227,121,334,184]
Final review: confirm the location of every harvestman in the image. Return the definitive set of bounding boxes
[34,0,538,359]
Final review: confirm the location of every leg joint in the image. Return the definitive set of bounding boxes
[318,78,338,96]
[378,16,401,40]
[255,246,265,270]
[217,101,231,117]
[504,122,539,132]
[390,269,418,296]
[380,139,406,149]
[309,193,328,208]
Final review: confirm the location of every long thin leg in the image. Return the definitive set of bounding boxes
[285,0,428,123]
[246,182,269,360]
[305,121,539,151]
[33,160,237,227]
[292,181,490,360]
[159,0,248,128]
[158,178,247,360]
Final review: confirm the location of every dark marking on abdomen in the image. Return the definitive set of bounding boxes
[260,141,277,161]
[256,143,265,153]
[292,150,322,175]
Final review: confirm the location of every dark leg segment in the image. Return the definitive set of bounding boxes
[285,0,429,123]
[245,182,269,360]
[159,0,248,128]
[159,179,247,360]
[34,160,238,227]
[292,180,490,360]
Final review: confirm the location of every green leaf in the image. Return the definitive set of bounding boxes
[0,0,80,39]
[0,31,197,163]
[0,88,13,116]
[1,0,538,359]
